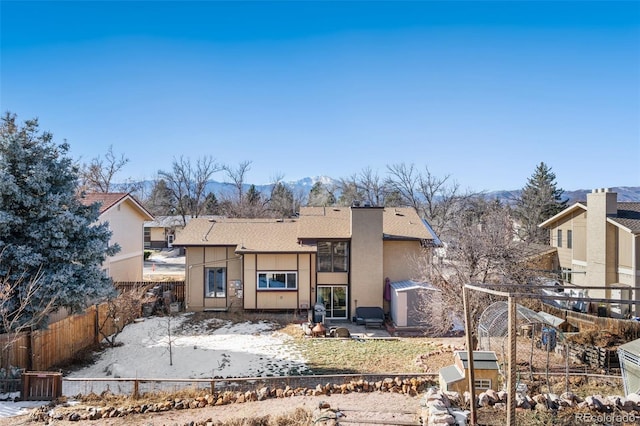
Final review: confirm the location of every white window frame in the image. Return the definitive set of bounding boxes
[205,267,226,298]
[567,230,572,249]
[557,229,563,248]
[257,272,297,290]
[474,378,491,390]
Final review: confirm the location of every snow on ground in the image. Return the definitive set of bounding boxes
[66,313,309,380]
[0,313,309,418]
[0,398,49,418]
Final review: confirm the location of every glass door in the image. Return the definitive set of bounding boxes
[317,286,348,319]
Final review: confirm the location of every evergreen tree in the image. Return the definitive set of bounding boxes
[269,181,295,217]
[202,192,220,215]
[513,162,567,244]
[145,179,175,216]
[0,113,117,329]
[307,181,336,206]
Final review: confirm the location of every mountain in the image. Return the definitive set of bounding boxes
[484,186,640,205]
[133,177,640,204]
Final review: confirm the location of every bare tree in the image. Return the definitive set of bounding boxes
[158,156,221,225]
[220,161,254,216]
[98,287,151,347]
[386,163,475,236]
[412,199,538,336]
[223,160,252,204]
[386,163,422,211]
[79,145,141,194]
[0,266,57,367]
[148,313,179,366]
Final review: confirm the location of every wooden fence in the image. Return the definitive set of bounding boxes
[0,281,185,371]
[115,281,185,303]
[0,303,119,371]
[540,304,640,340]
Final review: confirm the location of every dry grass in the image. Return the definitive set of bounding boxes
[280,324,437,374]
[208,407,312,425]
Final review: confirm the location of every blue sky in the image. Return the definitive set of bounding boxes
[1,1,639,192]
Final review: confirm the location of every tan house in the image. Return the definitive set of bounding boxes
[172,205,438,318]
[439,351,501,393]
[81,193,154,281]
[539,188,640,316]
[144,215,223,250]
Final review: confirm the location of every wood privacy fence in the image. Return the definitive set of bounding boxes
[0,281,184,371]
[115,281,185,303]
[0,303,119,371]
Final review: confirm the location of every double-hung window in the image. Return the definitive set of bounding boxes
[557,229,563,248]
[317,241,348,272]
[205,267,226,298]
[567,230,572,249]
[258,272,297,290]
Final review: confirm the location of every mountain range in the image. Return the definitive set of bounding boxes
[138,176,640,203]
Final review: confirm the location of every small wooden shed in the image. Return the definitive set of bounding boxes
[439,351,501,394]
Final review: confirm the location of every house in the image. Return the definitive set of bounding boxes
[144,216,186,249]
[172,205,439,318]
[81,192,154,281]
[439,351,501,393]
[539,188,640,317]
[145,215,225,250]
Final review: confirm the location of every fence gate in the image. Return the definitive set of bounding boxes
[21,372,62,400]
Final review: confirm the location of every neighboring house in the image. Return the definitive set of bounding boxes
[81,192,154,281]
[439,351,501,393]
[539,188,640,317]
[144,215,224,250]
[173,205,439,318]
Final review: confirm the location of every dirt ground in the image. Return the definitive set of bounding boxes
[6,392,424,426]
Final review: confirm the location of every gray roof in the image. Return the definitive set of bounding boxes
[390,280,439,292]
[536,311,567,328]
[456,351,500,370]
[439,365,464,385]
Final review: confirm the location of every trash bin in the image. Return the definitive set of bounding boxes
[541,327,557,352]
[313,303,326,323]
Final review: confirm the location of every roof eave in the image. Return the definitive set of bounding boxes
[539,203,587,228]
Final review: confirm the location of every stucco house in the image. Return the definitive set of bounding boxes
[172,205,439,318]
[81,192,154,281]
[538,188,640,317]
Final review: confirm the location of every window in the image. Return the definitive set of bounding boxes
[205,267,226,298]
[557,229,562,248]
[567,230,572,249]
[561,268,572,284]
[474,379,491,390]
[144,228,151,248]
[258,272,297,290]
[317,241,349,272]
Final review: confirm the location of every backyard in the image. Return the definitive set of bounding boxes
[1,310,628,425]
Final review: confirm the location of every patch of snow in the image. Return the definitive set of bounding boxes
[65,314,309,381]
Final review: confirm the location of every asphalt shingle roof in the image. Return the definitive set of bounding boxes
[174,206,435,252]
[610,202,640,234]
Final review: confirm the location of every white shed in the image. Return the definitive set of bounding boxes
[390,280,439,327]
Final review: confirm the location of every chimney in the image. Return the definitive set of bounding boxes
[585,188,618,296]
